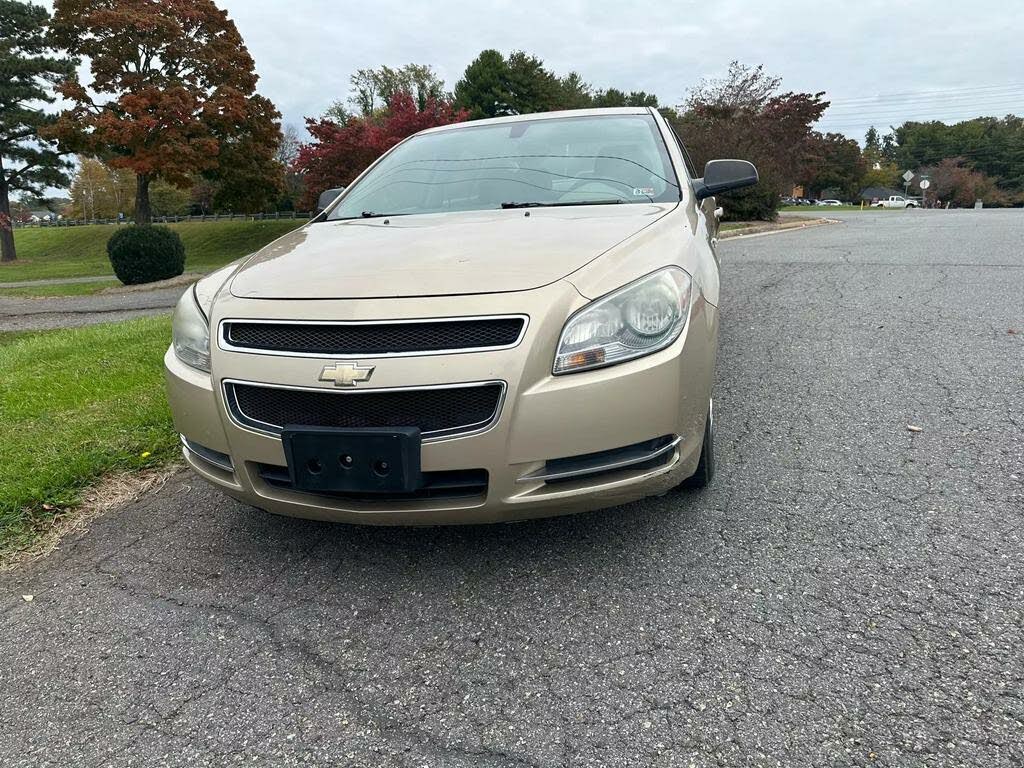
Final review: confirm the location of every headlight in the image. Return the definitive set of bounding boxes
[172,287,211,372]
[171,263,241,373]
[554,267,692,374]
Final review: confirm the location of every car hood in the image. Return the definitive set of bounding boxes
[229,205,674,299]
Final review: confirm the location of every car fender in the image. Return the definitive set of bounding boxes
[563,205,720,308]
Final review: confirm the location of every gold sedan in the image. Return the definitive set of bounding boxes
[165,107,757,524]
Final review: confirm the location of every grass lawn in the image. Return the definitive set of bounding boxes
[0,317,177,551]
[0,219,303,284]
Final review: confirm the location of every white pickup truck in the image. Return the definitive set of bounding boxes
[872,195,919,209]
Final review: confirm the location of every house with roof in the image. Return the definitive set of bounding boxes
[859,186,905,203]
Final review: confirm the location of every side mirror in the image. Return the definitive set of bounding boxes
[314,187,345,215]
[693,160,758,201]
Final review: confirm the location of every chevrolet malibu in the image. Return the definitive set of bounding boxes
[165,107,757,524]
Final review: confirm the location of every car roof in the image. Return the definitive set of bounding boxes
[417,107,654,136]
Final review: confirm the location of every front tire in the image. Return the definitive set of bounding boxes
[683,400,715,489]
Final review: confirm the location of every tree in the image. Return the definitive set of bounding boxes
[592,88,659,108]
[148,179,191,217]
[48,0,281,225]
[671,62,828,220]
[0,0,75,262]
[892,116,1024,198]
[68,156,109,219]
[861,162,901,190]
[921,157,1006,207]
[864,126,881,154]
[67,157,140,219]
[799,132,865,200]
[454,49,559,118]
[557,72,594,111]
[275,124,305,211]
[347,64,446,116]
[294,91,468,209]
[454,50,510,118]
[206,95,284,213]
[503,51,560,115]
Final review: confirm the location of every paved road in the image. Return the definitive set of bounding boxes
[0,287,183,331]
[0,275,117,289]
[2,210,1022,766]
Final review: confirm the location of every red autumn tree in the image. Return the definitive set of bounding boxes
[47,0,281,224]
[670,62,828,220]
[295,91,468,210]
[921,157,1007,208]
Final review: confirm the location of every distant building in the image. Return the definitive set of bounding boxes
[859,186,904,202]
[28,210,56,222]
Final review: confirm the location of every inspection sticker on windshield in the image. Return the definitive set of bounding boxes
[632,187,655,196]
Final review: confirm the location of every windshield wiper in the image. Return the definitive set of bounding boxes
[359,211,413,218]
[500,199,624,209]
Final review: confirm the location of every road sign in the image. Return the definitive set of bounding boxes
[902,170,915,182]
[919,179,931,190]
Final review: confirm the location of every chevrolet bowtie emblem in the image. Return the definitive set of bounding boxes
[319,362,375,387]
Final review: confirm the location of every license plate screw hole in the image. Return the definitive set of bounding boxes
[373,460,391,477]
[306,458,323,475]
[339,454,354,469]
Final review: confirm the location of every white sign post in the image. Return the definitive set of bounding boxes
[919,178,931,208]
[902,170,915,198]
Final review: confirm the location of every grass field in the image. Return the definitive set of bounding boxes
[0,317,177,551]
[0,219,303,284]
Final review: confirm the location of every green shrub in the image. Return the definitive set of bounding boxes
[106,225,185,284]
[718,183,781,222]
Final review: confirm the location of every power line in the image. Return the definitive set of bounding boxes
[824,83,1024,107]
[822,95,1024,117]
[817,111,1024,131]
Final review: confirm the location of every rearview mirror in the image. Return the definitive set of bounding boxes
[693,160,758,200]
[315,187,345,215]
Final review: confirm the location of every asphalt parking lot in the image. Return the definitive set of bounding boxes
[2,210,1022,767]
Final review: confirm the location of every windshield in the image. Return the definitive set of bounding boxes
[327,113,680,220]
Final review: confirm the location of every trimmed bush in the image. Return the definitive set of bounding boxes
[106,225,185,285]
[718,181,781,222]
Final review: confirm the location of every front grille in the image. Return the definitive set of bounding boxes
[223,317,525,356]
[226,381,504,438]
[257,464,488,502]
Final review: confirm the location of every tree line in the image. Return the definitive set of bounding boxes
[3,0,1023,263]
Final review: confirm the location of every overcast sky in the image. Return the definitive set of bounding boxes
[210,0,1024,143]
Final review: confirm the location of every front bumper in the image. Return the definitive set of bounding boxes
[164,281,717,525]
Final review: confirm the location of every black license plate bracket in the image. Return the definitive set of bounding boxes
[281,426,422,493]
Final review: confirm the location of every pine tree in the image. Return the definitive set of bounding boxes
[0,0,75,262]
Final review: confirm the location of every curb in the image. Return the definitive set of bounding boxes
[720,217,837,241]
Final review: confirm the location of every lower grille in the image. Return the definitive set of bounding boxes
[257,464,488,502]
[226,381,504,439]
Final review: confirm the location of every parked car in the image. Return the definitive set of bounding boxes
[872,195,919,209]
[166,107,757,524]
[819,199,842,206]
